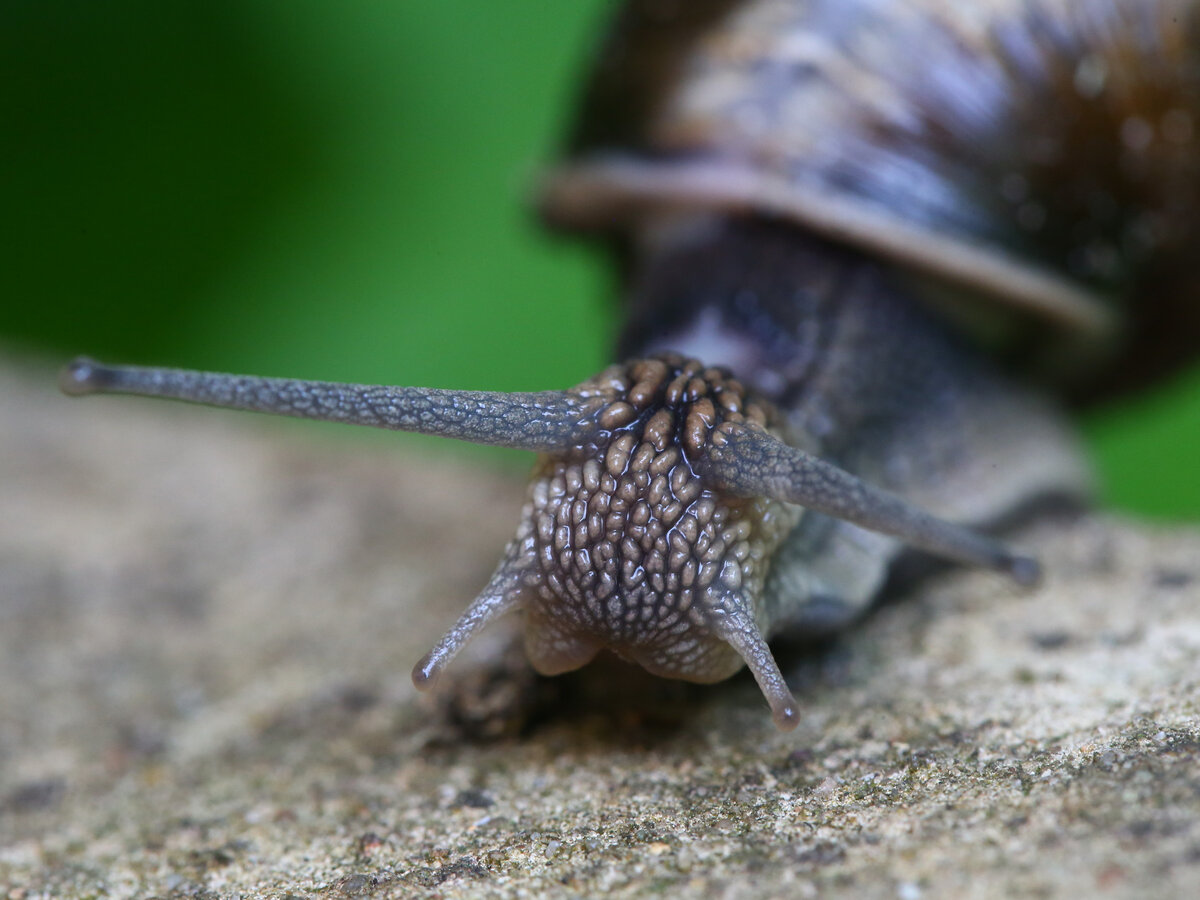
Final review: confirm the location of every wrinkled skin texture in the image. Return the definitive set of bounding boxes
[502,355,799,682]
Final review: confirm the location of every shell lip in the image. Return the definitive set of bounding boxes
[538,154,1116,340]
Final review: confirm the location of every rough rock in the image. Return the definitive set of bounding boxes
[1,356,1198,899]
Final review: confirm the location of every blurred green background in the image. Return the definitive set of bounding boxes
[2,0,1197,518]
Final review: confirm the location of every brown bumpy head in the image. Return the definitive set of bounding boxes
[413,353,804,729]
[521,357,798,674]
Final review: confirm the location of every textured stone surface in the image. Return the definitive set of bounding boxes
[1,355,1198,899]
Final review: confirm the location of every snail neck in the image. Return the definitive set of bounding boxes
[616,216,978,454]
[617,213,1089,518]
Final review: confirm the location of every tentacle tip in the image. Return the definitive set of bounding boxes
[59,357,106,396]
[1006,554,1042,588]
[770,696,801,732]
[411,651,442,692]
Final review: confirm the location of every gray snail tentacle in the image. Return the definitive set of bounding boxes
[59,357,598,451]
[411,552,528,689]
[704,425,1040,586]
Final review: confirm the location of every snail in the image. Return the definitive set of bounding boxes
[60,0,1200,730]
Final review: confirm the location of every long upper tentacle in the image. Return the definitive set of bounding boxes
[60,357,596,452]
[705,424,1040,585]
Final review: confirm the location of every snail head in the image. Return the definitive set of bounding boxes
[61,353,1036,729]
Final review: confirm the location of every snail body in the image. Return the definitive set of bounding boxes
[62,0,1200,728]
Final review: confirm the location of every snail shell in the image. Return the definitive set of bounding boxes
[61,0,1200,728]
[543,0,1200,400]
